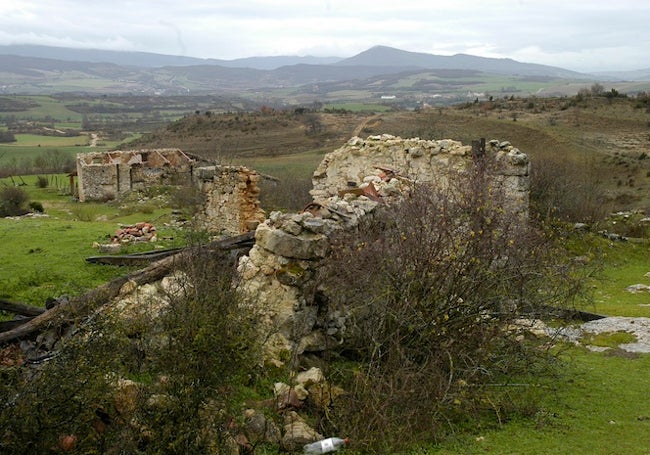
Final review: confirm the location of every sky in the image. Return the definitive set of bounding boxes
[0,0,648,72]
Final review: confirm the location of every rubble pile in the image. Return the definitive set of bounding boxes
[112,222,157,244]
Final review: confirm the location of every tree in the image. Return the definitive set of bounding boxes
[303,113,324,135]
[590,83,605,96]
[0,131,16,143]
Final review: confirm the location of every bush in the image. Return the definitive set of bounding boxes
[258,173,313,211]
[28,201,44,213]
[530,153,611,222]
[170,183,206,218]
[0,186,29,217]
[318,164,586,453]
[35,176,48,188]
[0,247,261,454]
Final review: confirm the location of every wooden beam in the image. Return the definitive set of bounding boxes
[0,299,46,317]
[0,232,255,344]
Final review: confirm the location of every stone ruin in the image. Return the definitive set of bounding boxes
[237,134,530,363]
[3,135,530,451]
[76,148,202,202]
[76,148,265,236]
[78,136,530,364]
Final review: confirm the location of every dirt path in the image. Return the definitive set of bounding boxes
[352,114,383,137]
[89,133,99,147]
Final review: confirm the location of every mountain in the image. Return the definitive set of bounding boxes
[592,68,650,81]
[0,44,341,70]
[2,44,637,99]
[336,45,585,78]
[222,55,342,70]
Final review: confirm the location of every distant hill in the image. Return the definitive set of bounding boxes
[3,43,646,99]
[0,44,341,70]
[336,45,585,78]
[592,68,650,81]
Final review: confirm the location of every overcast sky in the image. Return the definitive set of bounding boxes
[0,0,647,72]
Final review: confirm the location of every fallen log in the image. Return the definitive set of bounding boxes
[85,247,185,266]
[0,317,35,332]
[0,299,46,317]
[0,232,255,344]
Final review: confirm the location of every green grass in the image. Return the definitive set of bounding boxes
[8,133,88,147]
[580,331,637,348]
[240,148,325,178]
[417,234,650,454]
[14,95,84,123]
[589,238,650,317]
[0,176,184,305]
[424,347,650,455]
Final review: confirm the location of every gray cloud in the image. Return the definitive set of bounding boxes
[0,0,647,71]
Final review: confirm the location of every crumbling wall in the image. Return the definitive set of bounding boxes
[311,134,530,217]
[193,165,266,236]
[76,148,199,202]
[238,135,531,364]
[76,149,265,235]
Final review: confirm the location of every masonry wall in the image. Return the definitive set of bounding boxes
[76,148,198,202]
[192,165,266,236]
[238,135,531,365]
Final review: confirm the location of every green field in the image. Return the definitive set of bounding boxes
[426,347,650,455]
[2,175,649,454]
[0,175,184,304]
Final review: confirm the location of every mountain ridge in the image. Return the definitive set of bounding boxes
[1,44,646,98]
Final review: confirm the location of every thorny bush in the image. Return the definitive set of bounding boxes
[318,159,588,453]
[0,248,261,454]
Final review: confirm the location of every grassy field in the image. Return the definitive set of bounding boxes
[2,176,648,454]
[426,347,650,454]
[0,175,184,304]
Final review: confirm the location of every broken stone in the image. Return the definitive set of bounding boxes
[626,284,650,293]
[255,223,328,260]
[243,409,281,444]
[295,367,325,388]
[281,411,322,452]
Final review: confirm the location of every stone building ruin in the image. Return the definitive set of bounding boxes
[76,148,204,202]
[76,136,530,363]
[76,148,265,236]
[237,134,531,362]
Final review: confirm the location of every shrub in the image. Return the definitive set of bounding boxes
[530,153,611,222]
[35,176,48,188]
[0,186,29,217]
[28,201,44,213]
[258,173,312,211]
[318,164,586,452]
[170,183,206,218]
[0,247,261,454]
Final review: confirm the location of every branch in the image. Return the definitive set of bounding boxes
[0,232,255,344]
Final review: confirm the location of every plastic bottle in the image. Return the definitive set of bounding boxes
[303,437,349,454]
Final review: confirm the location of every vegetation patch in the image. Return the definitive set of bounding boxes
[580,330,637,348]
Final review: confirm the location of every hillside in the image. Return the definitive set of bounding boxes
[130,95,650,213]
[126,109,370,159]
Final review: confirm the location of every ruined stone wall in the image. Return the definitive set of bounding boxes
[239,135,531,365]
[193,165,266,236]
[311,134,530,217]
[83,136,530,366]
[76,148,198,202]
